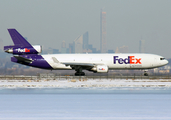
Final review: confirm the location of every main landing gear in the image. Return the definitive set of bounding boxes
[75,72,85,76]
[74,66,85,76]
[144,70,148,76]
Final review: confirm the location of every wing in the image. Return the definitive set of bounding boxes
[63,62,94,67]
[51,57,95,70]
[62,62,95,70]
[51,57,100,70]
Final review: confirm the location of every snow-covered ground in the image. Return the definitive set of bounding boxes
[0,79,171,88]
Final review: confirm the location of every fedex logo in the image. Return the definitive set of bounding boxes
[99,68,105,70]
[17,48,30,53]
[114,56,142,64]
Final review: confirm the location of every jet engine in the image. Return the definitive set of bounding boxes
[4,45,42,55]
[91,65,108,73]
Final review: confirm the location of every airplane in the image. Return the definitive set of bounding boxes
[4,29,168,76]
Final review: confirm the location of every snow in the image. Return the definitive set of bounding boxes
[0,79,171,88]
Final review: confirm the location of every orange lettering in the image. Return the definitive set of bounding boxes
[25,48,30,52]
[136,58,141,64]
[130,56,135,64]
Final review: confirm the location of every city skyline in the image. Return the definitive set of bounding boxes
[0,1,171,57]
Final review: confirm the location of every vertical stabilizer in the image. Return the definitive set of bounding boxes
[4,29,42,55]
[8,29,32,48]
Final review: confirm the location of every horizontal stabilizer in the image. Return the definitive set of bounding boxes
[14,56,33,63]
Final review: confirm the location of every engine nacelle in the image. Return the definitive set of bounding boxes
[4,45,42,55]
[91,65,108,73]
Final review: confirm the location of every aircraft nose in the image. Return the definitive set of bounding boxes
[166,60,169,65]
[163,59,169,65]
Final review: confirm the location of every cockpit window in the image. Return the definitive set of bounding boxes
[160,58,165,60]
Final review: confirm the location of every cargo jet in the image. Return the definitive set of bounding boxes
[4,29,168,76]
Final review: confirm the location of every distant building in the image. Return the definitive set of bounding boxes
[61,48,68,53]
[119,45,128,53]
[74,31,91,53]
[74,35,83,53]
[63,31,100,53]
[61,41,66,48]
[61,41,68,53]
[69,43,74,53]
[46,47,60,54]
[83,31,89,50]
[139,40,145,53]
[115,46,128,53]
[100,8,107,53]
[47,47,53,54]
[87,44,100,53]
[115,47,120,53]
[53,49,60,54]
[83,49,92,53]
[108,49,115,53]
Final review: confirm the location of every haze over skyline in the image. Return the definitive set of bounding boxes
[0,0,171,57]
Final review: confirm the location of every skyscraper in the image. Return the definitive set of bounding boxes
[139,40,145,53]
[100,8,107,53]
[83,31,89,50]
[69,43,74,53]
[74,35,83,53]
[61,41,68,53]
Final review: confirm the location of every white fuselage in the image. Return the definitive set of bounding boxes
[41,53,168,70]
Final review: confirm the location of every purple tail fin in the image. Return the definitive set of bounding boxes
[8,29,32,48]
[4,29,42,55]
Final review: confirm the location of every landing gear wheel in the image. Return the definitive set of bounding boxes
[74,66,85,76]
[144,72,148,76]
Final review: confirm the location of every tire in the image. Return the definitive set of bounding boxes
[75,72,85,76]
[144,73,148,76]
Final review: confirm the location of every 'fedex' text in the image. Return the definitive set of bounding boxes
[17,48,30,53]
[114,56,142,64]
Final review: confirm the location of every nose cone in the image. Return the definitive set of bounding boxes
[165,59,169,65]
[162,59,169,66]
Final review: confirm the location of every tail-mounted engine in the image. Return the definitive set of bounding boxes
[4,45,42,55]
